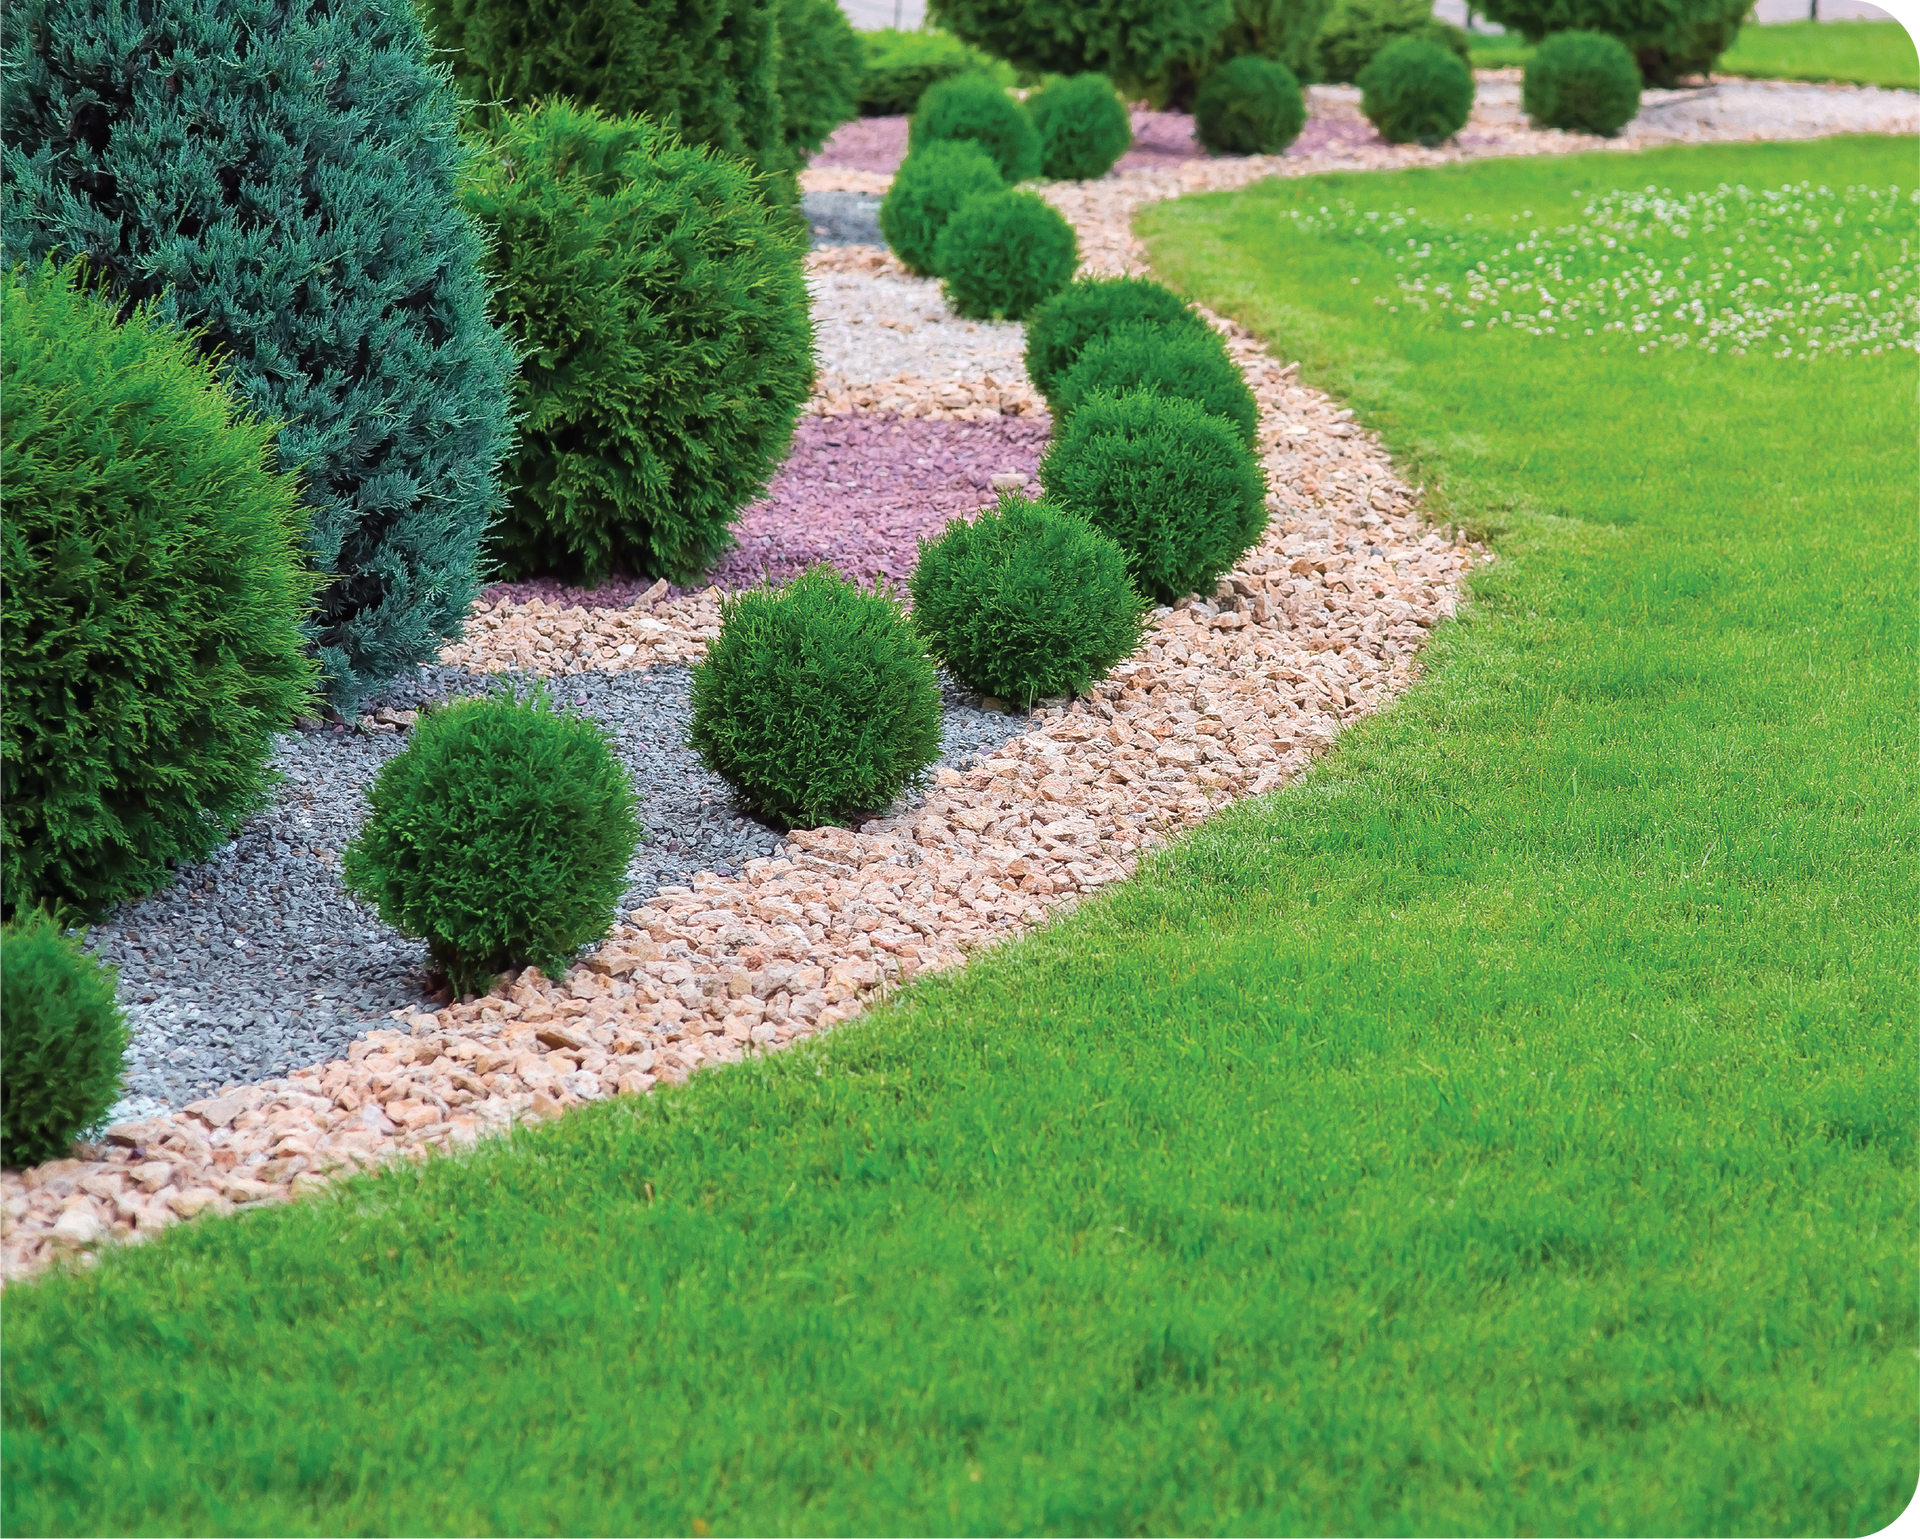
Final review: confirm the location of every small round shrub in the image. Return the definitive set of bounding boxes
[1194,56,1307,154]
[1,259,320,921]
[858,27,1003,116]
[1040,389,1269,604]
[879,140,1008,276]
[1053,321,1259,447]
[463,102,813,586]
[341,688,641,997]
[1315,0,1471,84]
[909,73,1042,184]
[934,190,1080,321]
[910,494,1145,708]
[1523,29,1642,136]
[690,565,943,829]
[1026,73,1133,181]
[1357,35,1475,146]
[1,910,129,1168]
[1024,276,1211,402]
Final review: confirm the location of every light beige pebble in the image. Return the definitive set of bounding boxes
[1,129,1498,1288]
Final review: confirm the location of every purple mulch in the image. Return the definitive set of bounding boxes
[810,106,1395,178]
[479,412,1053,610]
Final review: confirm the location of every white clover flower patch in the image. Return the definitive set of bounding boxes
[1291,181,1920,360]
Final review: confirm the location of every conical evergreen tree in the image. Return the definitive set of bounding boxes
[1,0,518,712]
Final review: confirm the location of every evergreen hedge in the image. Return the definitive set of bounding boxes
[1478,0,1748,83]
[421,0,790,180]
[1,260,319,920]
[929,0,1235,93]
[463,103,814,586]
[777,0,864,161]
[1,0,516,715]
[1316,0,1471,84]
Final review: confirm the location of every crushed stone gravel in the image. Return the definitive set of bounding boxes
[802,188,884,246]
[91,665,1030,1115]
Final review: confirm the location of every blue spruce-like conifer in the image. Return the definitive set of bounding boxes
[2,0,518,711]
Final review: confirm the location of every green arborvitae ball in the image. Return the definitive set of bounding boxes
[910,494,1145,709]
[1,260,320,920]
[1477,0,1747,85]
[778,0,865,160]
[1040,388,1269,604]
[421,0,791,183]
[690,566,943,829]
[2,0,517,715]
[1194,55,1307,154]
[1053,320,1258,447]
[1024,276,1211,401]
[1315,0,1470,84]
[342,687,641,998]
[934,189,1080,321]
[1,909,130,1168]
[1523,29,1642,135]
[909,73,1043,183]
[1027,74,1133,181]
[879,141,1008,276]
[929,0,1234,94]
[464,103,813,587]
[1358,35,1475,145]
[858,27,1003,116]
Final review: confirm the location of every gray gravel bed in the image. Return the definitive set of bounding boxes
[803,189,884,246]
[93,664,1032,1117]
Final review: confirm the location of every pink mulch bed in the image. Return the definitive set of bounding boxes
[480,412,1052,609]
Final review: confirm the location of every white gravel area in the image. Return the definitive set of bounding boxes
[808,268,1029,386]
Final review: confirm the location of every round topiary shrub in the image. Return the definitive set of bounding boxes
[909,73,1043,184]
[463,102,813,587]
[1194,56,1307,154]
[1,909,130,1168]
[1523,29,1642,135]
[4,0,518,714]
[690,565,943,829]
[1357,34,1475,146]
[342,687,641,997]
[1040,388,1269,603]
[1,260,320,920]
[934,189,1080,321]
[1052,320,1258,446]
[911,493,1145,708]
[1024,276,1211,401]
[879,140,1007,276]
[1026,73,1133,181]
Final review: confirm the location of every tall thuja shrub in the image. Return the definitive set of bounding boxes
[776,0,863,162]
[0,0,517,714]
[421,0,791,183]
[929,0,1234,94]
[1476,0,1747,83]
[1160,0,1334,102]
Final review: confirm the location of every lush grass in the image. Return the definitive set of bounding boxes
[1470,18,1919,88]
[5,137,1915,1536]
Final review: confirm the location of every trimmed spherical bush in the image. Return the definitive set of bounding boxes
[934,190,1080,321]
[1053,321,1259,447]
[1,910,130,1168]
[342,687,640,997]
[1,260,320,921]
[1194,56,1307,154]
[909,73,1042,184]
[1026,73,1133,181]
[690,566,943,829]
[1024,276,1211,402]
[1040,389,1269,604]
[1357,35,1475,146]
[910,494,1145,709]
[1523,30,1642,135]
[464,103,813,587]
[5,0,517,713]
[880,140,1007,276]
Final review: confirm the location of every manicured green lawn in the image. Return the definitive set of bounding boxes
[1471,18,1918,88]
[5,137,1915,1537]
